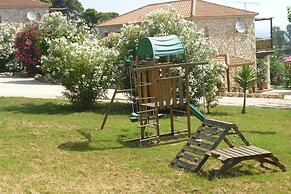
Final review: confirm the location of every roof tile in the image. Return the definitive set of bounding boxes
[97,0,257,27]
[0,0,50,8]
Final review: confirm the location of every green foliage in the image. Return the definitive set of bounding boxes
[284,62,291,87]
[256,59,268,84]
[286,24,291,43]
[51,0,84,19]
[272,26,287,48]
[81,9,119,28]
[288,7,291,23]
[270,55,285,85]
[234,65,257,114]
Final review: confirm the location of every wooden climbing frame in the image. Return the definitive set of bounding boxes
[171,119,286,175]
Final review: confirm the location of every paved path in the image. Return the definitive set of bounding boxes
[1,76,291,109]
[0,76,65,99]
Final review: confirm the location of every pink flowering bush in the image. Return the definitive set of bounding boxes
[14,24,42,75]
[283,56,291,62]
[283,56,291,87]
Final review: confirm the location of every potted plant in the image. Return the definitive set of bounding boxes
[257,59,268,90]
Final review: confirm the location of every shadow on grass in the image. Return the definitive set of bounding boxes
[198,163,279,180]
[242,130,276,135]
[1,101,132,115]
[206,111,234,116]
[58,129,138,152]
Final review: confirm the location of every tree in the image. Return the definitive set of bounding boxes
[41,0,84,19]
[234,65,257,114]
[288,7,291,23]
[81,9,119,28]
[286,24,291,44]
[272,26,287,48]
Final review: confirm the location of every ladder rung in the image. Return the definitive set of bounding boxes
[117,89,132,93]
[136,83,153,87]
[137,109,157,114]
[136,97,156,100]
[173,109,187,114]
[138,124,157,128]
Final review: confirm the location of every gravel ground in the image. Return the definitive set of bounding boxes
[1,76,291,109]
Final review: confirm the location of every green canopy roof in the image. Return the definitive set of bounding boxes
[136,35,186,57]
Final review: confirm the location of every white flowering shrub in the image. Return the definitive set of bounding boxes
[38,12,98,56]
[0,23,18,71]
[101,9,225,111]
[42,38,119,109]
[0,23,17,60]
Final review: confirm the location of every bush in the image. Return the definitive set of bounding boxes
[42,38,119,109]
[270,55,285,85]
[0,23,18,72]
[14,23,42,75]
[283,56,291,87]
[38,12,96,56]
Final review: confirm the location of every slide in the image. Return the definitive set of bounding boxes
[189,103,205,122]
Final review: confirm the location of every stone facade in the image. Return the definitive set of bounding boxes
[193,17,256,62]
[0,7,49,23]
[98,17,256,63]
[98,24,123,37]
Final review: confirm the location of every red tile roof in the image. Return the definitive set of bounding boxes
[97,0,258,27]
[0,0,50,8]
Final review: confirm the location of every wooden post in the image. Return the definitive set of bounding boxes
[100,66,125,130]
[170,106,174,135]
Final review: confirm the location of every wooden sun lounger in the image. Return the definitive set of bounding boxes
[171,119,286,175]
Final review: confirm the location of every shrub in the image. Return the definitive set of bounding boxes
[0,23,18,72]
[42,38,119,109]
[14,23,42,75]
[270,55,285,85]
[283,56,291,87]
[38,12,96,56]
[234,65,257,114]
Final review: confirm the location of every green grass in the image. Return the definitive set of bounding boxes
[0,97,290,193]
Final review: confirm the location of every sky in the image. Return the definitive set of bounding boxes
[79,0,291,38]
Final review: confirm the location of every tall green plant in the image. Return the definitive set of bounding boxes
[234,65,257,114]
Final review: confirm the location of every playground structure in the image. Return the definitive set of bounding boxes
[100,35,207,144]
[100,34,286,174]
[171,119,286,175]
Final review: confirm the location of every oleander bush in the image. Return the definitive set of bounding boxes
[0,23,18,72]
[42,38,119,109]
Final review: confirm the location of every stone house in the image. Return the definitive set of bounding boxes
[0,0,50,23]
[97,0,273,91]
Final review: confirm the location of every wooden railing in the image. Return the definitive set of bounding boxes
[256,39,272,51]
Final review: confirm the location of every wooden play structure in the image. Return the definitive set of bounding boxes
[171,119,286,175]
[100,35,207,144]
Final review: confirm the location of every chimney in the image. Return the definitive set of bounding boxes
[190,0,196,17]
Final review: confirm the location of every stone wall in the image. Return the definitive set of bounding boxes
[97,25,123,38]
[0,8,48,23]
[193,17,256,62]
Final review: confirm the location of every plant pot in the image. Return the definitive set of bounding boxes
[257,82,266,90]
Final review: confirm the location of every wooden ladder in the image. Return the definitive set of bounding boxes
[171,119,233,172]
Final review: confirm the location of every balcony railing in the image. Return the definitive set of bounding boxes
[256,39,273,52]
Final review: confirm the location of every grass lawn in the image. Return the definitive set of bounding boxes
[0,97,290,193]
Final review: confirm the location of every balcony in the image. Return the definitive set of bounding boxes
[256,39,272,52]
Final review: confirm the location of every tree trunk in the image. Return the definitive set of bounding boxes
[241,89,246,114]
